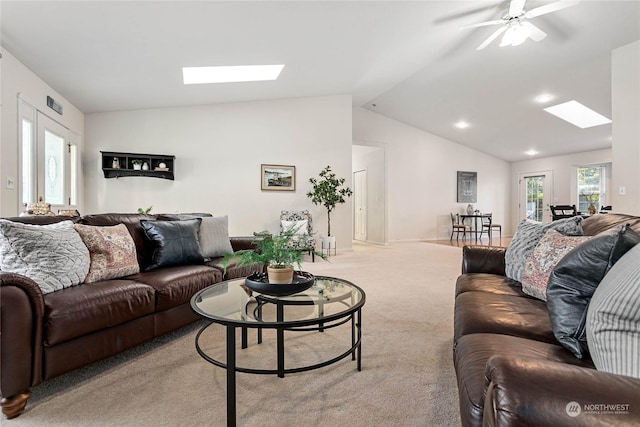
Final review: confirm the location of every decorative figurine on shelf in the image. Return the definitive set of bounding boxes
[466,204,474,215]
[142,162,149,171]
[112,157,120,169]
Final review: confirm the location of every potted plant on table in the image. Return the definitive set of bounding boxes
[306,166,353,250]
[131,159,144,170]
[221,227,325,284]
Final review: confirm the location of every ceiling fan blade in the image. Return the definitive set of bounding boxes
[509,0,527,17]
[477,26,508,50]
[521,21,547,41]
[525,0,579,19]
[459,19,505,30]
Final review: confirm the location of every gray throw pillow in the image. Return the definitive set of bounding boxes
[199,216,234,258]
[0,219,90,294]
[586,243,640,378]
[140,219,204,270]
[547,225,640,359]
[505,216,584,282]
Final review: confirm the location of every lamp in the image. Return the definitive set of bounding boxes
[500,22,532,47]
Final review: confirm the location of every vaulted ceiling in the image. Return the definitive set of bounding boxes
[2,1,639,161]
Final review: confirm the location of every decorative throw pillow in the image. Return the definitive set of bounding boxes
[0,220,90,294]
[505,216,584,282]
[547,225,640,359]
[140,219,204,270]
[281,219,309,235]
[198,216,234,258]
[586,243,640,378]
[521,229,591,301]
[73,223,140,283]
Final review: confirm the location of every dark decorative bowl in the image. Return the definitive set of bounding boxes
[245,271,315,297]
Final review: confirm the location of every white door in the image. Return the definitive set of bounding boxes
[519,171,553,222]
[353,170,367,241]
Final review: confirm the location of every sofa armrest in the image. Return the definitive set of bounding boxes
[229,236,260,252]
[462,246,506,275]
[0,272,46,400]
[483,355,640,427]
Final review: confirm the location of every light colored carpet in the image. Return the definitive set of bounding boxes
[9,242,462,427]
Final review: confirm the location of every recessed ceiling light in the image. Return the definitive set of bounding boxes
[525,149,539,156]
[182,64,285,85]
[534,93,554,104]
[454,121,470,129]
[544,100,612,129]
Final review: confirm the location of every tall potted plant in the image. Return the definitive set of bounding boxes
[306,166,353,250]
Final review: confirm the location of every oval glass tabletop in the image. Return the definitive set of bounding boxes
[190,275,365,327]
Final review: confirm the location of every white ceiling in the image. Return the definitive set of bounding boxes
[2,1,639,162]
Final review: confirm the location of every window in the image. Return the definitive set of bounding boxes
[19,98,80,211]
[577,166,606,213]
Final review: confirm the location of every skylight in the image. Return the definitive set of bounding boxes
[182,65,285,85]
[543,100,612,129]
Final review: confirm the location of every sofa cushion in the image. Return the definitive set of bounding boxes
[521,230,591,301]
[128,265,221,311]
[505,216,583,282]
[78,213,156,270]
[73,223,140,283]
[587,243,640,378]
[43,279,156,345]
[0,220,90,294]
[454,333,594,427]
[198,216,234,258]
[141,219,205,270]
[547,225,640,359]
[454,291,556,344]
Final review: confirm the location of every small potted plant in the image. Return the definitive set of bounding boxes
[222,228,325,284]
[306,166,353,250]
[131,159,144,170]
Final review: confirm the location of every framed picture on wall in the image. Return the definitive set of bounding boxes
[261,164,296,191]
[457,171,477,203]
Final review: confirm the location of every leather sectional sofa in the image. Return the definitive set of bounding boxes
[0,213,258,419]
[454,213,640,427]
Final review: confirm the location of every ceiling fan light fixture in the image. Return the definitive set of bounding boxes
[500,23,531,47]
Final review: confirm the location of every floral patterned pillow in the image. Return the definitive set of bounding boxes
[74,223,140,283]
[521,229,591,301]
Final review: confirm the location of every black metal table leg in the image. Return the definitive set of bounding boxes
[357,308,362,371]
[226,325,236,427]
[241,326,248,349]
[277,302,285,378]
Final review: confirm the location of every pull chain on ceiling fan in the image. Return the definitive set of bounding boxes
[460,0,579,50]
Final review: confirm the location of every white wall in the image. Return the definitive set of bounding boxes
[352,107,511,241]
[611,40,640,215]
[510,149,612,230]
[84,95,353,249]
[0,48,85,216]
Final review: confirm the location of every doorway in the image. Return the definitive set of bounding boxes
[519,171,553,222]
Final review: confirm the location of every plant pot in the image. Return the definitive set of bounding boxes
[267,266,294,284]
[133,164,142,170]
[322,236,336,249]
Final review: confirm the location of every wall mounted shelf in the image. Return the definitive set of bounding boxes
[101,151,175,180]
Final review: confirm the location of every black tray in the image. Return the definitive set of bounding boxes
[245,271,315,297]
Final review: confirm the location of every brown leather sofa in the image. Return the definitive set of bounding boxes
[454,213,640,427]
[0,213,258,419]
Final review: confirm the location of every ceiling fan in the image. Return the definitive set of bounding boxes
[460,0,579,50]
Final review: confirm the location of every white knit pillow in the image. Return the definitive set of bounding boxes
[0,220,90,294]
[586,242,640,378]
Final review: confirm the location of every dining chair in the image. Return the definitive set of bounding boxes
[480,214,502,241]
[550,205,577,221]
[450,213,470,241]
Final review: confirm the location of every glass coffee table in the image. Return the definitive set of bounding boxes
[190,275,365,427]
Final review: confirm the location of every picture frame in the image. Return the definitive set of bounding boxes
[261,164,296,191]
[457,171,477,203]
